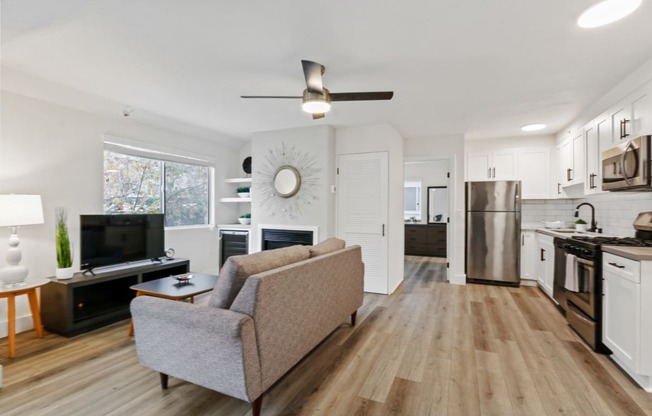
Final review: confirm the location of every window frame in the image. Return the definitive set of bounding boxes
[103,144,215,229]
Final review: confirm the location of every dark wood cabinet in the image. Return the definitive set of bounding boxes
[41,259,190,336]
[405,224,446,257]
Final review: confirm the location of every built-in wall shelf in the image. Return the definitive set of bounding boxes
[220,197,252,203]
[225,178,252,183]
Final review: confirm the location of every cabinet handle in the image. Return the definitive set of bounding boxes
[540,248,545,261]
[620,118,630,139]
[557,183,561,194]
[492,167,496,178]
[382,224,385,236]
[608,262,625,269]
[566,168,571,182]
[589,173,596,189]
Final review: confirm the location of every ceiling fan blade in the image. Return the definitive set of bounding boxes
[240,95,302,99]
[330,91,394,101]
[312,113,325,120]
[301,60,325,94]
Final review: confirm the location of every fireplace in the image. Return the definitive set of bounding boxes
[261,228,314,251]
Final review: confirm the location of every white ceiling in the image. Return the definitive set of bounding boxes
[2,0,652,143]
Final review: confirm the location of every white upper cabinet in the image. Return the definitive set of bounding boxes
[585,116,610,195]
[517,147,550,199]
[608,82,652,146]
[558,131,584,187]
[466,149,516,181]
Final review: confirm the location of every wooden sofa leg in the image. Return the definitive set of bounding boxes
[160,373,169,390]
[351,310,357,326]
[252,395,263,416]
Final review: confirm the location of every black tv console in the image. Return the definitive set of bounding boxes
[41,258,189,337]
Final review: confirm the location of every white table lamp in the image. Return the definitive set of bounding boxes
[0,195,44,286]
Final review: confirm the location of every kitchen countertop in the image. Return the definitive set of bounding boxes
[602,246,652,261]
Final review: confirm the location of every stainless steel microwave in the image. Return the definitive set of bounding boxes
[601,135,652,191]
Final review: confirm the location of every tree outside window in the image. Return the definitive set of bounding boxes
[103,151,211,227]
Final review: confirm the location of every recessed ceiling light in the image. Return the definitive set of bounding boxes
[521,124,546,132]
[578,0,641,28]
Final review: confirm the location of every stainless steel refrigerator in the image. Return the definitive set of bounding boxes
[466,181,521,286]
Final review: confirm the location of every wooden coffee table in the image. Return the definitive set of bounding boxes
[128,273,218,336]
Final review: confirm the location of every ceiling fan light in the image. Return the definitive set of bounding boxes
[578,0,641,28]
[302,100,331,114]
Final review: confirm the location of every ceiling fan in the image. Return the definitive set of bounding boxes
[241,60,394,119]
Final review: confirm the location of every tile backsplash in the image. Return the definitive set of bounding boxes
[523,192,652,237]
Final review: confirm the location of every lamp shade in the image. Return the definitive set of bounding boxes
[0,195,44,227]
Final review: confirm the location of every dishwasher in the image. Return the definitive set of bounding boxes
[220,229,249,267]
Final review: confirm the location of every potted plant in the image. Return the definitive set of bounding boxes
[238,213,251,225]
[55,208,74,279]
[237,186,250,198]
[575,218,588,232]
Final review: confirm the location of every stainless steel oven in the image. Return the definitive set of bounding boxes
[565,257,596,319]
[602,135,651,191]
[558,237,607,353]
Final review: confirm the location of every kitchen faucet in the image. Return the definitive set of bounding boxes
[575,202,597,232]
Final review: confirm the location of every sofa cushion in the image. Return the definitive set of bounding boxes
[309,238,346,258]
[209,245,311,309]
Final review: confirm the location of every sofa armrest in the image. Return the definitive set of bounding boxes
[130,296,261,402]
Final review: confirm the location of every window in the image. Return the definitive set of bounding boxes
[103,150,212,227]
[404,180,421,220]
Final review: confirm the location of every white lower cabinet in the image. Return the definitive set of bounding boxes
[520,230,537,280]
[536,232,555,297]
[602,252,652,392]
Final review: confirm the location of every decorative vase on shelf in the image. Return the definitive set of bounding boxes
[238,218,251,225]
[237,193,250,198]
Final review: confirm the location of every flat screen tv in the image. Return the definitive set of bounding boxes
[80,214,165,270]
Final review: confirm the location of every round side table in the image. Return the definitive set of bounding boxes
[1,278,49,358]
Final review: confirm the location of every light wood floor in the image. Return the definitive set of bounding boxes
[1,259,651,415]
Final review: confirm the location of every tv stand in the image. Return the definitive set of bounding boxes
[41,258,190,337]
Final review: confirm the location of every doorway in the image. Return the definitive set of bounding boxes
[404,159,450,283]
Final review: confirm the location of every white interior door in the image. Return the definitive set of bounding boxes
[337,152,388,294]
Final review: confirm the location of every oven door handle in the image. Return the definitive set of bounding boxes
[576,257,593,266]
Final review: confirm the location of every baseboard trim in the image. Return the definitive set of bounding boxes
[520,278,538,287]
[0,314,34,338]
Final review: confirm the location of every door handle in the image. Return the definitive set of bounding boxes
[540,248,545,261]
[567,168,571,182]
[382,224,385,236]
[557,183,561,194]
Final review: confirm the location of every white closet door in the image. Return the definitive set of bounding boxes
[337,152,388,294]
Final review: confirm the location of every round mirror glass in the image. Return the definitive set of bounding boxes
[273,166,301,198]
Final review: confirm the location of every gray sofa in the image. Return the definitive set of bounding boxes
[130,239,364,416]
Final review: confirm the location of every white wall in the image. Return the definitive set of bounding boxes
[250,125,336,251]
[336,124,405,294]
[404,160,449,223]
[404,134,466,285]
[465,134,555,150]
[0,91,241,336]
